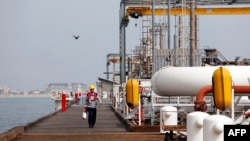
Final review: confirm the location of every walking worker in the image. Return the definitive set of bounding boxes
[85,84,101,128]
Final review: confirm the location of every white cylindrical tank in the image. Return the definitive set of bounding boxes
[203,115,233,141]
[160,106,177,133]
[187,111,210,141]
[151,66,250,96]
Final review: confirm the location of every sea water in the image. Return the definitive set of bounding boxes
[0,97,55,133]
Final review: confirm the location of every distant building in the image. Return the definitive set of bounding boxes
[0,86,9,94]
[242,58,250,65]
[97,77,118,101]
[45,83,87,93]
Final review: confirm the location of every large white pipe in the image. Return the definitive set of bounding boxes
[151,66,250,96]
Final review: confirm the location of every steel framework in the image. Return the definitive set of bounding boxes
[119,0,250,84]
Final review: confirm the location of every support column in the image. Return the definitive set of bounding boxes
[120,0,127,84]
[190,0,195,66]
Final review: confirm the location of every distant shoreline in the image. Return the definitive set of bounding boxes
[0,94,51,98]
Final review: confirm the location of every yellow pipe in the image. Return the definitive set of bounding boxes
[126,6,250,18]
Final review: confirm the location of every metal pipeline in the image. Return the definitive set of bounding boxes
[195,85,250,111]
[151,66,250,96]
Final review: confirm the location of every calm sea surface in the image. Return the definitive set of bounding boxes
[0,97,55,133]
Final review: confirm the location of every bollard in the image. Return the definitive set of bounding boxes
[75,93,79,105]
[61,93,66,112]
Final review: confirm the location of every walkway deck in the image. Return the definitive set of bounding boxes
[1,104,166,141]
[24,104,127,133]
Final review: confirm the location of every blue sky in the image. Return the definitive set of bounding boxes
[0,0,250,91]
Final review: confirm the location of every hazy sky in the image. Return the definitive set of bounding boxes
[1,0,250,91]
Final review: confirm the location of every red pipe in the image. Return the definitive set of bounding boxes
[233,86,250,93]
[195,85,250,111]
[196,85,213,101]
[244,111,250,118]
[194,86,212,112]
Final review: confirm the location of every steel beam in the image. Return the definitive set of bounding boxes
[126,6,250,19]
[124,0,250,6]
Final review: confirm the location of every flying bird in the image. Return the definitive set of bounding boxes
[73,35,80,40]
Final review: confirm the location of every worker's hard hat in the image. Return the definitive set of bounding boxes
[89,85,95,90]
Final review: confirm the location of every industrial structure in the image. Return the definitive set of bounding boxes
[117,0,250,83]
[103,0,250,140]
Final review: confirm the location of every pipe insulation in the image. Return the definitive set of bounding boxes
[151,66,250,96]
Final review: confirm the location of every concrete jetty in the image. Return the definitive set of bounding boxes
[0,104,165,141]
